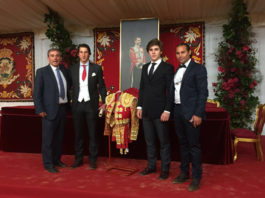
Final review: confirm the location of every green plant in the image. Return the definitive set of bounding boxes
[213,0,260,128]
[44,8,77,68]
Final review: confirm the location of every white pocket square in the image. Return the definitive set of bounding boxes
[92,72,96,76]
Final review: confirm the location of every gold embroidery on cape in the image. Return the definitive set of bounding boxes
[104,92,139,154]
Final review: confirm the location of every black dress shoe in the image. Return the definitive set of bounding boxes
[89,162,97,170]
[187,179,200,192]
[70,161,83,169]
[173,173,190,184]
[159,171,169,180]
[139,168,156,176]
[54,161,67,168]
[45,167,59,173]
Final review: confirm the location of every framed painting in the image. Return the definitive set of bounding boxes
[120,18,159,90]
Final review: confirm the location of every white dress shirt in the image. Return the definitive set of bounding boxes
[50,65,68,104]
[174,59,191,104]
[78,62,90,102]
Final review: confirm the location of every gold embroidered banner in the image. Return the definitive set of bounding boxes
[160,22,205,68]
[0,32,34,101]
[94,28,120,92]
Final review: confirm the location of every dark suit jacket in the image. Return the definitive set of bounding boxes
[170,60,208,120]
[33,64,70,120]
[138,61,174,119]
[69,62,107,113]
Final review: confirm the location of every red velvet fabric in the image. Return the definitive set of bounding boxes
[232,128,257,139]
[206,102,218,108]
[1,105,233,164]
[123,87,139,98]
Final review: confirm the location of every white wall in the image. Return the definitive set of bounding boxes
[204,21,224,99]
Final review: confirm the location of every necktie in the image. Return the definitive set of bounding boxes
[56,68,65,99]
[82,65,86,81]
[149,62,156,79]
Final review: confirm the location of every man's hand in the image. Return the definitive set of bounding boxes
[160,112,170,122]
[137,109,142,119]
[39,112,47,118]
[189,115,202,128]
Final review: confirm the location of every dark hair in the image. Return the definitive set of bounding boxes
[47,48,61,57]
[176,43,192,57]
[176,43,191,51]
[77,43,91,55]
[146,38,163,52]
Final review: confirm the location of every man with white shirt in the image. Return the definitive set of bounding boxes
[34,49,70,173]
[137,38,174,180]
[170,43,208,191]
[69,44,107,169]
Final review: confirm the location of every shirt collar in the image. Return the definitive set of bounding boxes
[183,59,191,68]
[80,61,89,66]
[50,64,59,71]
[151,58,162,65]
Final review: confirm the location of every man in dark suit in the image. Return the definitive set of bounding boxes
[69,43,107,169]
[137,38,174,180]
[171,43,208,191]
[34,49,70,173]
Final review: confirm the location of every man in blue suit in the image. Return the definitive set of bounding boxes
[34,49,70,173]
[171,43,208,191]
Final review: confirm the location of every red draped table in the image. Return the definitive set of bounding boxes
[0,105,233,164]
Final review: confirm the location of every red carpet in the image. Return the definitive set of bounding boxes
[0,137,265,198]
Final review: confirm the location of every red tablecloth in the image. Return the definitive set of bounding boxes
[0,105,233,164]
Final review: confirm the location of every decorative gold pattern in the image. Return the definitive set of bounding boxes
[0,33,33,101]
[0,48,20,89]
[104,91,139,154]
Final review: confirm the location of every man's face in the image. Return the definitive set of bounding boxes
[48,50,61,67]
[78,47,90,64]
[176,45,191,64]
[135,38,141,46]
[148,45,162,62]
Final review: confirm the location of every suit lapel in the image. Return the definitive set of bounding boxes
[182,60,193,84]
[88,63,94,80]
[150,61,163,81]
[145,62,150,76]
[88,63,95,87]
[74,63,80,87]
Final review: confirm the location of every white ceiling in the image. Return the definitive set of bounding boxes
[0,0,265,34]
